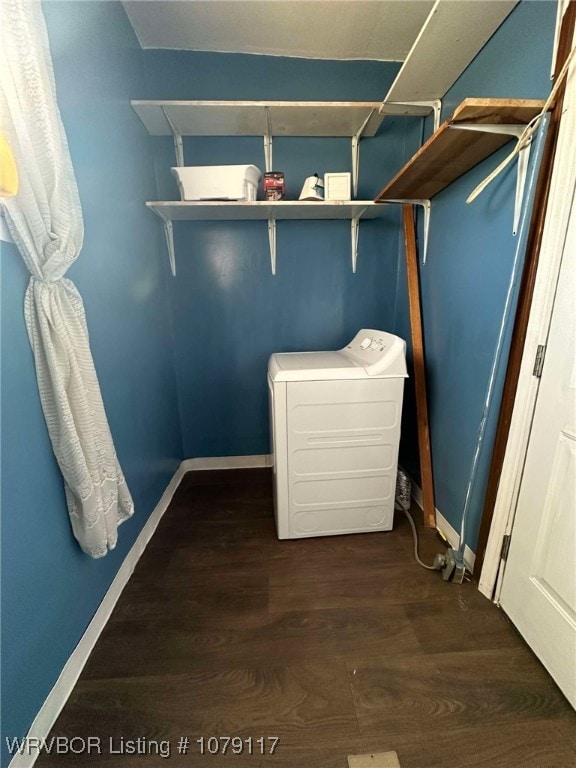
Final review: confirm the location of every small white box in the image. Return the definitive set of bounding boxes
[324,172,352,200]
[171,165,262,201]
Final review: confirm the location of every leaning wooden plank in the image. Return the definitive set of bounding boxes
[403,204,436,528]
[377,98,544,200]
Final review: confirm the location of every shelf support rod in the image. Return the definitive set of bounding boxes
[161,106,184,167]
[384,100,442,131]
[381,199,431,264]
[264,107,273,173]
[267,218,277,275]
[351,111,374,198]
[449,123,531,235]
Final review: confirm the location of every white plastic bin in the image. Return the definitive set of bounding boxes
[171,165,262,201]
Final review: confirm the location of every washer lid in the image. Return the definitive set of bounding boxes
[269,350,364,382]
[268,330,408,382]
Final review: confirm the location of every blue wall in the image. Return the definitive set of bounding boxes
[0,3,182,762]
[393,0,556,550]
[1,1,558,758]
[142,50,416,457]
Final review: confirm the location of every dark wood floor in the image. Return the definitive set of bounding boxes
[38,469,576,767]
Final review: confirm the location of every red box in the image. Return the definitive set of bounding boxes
[264,171,285,201]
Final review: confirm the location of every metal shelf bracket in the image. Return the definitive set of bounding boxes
[173,135,184,168]
[449,123,531,236]
[264,107,273,173]
[267,218,277,275]
[164,219,176,276]
[387,99,442,131]
[383,199,431,264]
[351,136,360,199]
[161,106,184,166]
[418,199,431,264]
[351,110,374,197]
[149,203,177,275]
[350,213,363,273]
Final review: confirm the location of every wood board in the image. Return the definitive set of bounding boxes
[377,98,545,201]
[403,204,435,528]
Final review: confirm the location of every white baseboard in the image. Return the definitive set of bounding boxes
[181,454,273,471]
[8,462,188,768]
[409,478,476,572]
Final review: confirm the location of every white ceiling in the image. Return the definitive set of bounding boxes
[123,0,435,61]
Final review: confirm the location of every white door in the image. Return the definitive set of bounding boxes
[499,183,576,708]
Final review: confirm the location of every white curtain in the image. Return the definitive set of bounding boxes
[0,0,134,558]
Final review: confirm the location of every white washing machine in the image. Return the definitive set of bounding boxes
[268,329,408,539]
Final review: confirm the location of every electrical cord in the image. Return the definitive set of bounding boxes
[395,498,438,570]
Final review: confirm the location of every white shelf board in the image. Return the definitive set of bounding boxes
[147,200,390,221]
[131,100,432,138]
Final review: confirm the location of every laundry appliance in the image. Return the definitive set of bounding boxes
[268,329,407,539]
